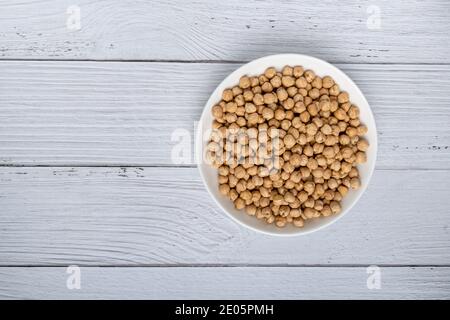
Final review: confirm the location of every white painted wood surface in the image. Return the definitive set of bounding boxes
[1,62,449,168]
[1,167,449,266]
[0,0,449,63]
[0,0,449,299]
[0,267,449,299]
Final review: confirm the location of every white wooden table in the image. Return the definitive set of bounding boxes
[0,0,449,299]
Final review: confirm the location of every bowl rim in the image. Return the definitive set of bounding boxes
[196,53,378,236]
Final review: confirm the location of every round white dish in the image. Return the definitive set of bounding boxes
[196,54,377,236]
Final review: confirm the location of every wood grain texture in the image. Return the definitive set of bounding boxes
[1,0,450,300]
[1,62,449,168]
[1,167,449,266]
[0,0,449,63]
[0,267,449,299]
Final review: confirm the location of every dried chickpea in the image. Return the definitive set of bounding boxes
[270,76,282,88]
[261,82,273,93]
[330,201,341,214]
[304,70,315,83]
[357,139,369,151]
[355,151,367,164]
[322,76,334,89]
[338,91,349,103]
[208,65,369,228]
[329,84,340,96]
[281,76,295,87]
[276,87,288,101]
[212,105,223,119]
[222,89,234,102]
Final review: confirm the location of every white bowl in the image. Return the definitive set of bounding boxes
[196,54,377,236]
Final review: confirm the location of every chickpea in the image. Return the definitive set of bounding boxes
[270,75,282,88]
[312,76,322,89]
[296,190,307,202]
[312,168,324,178]
[284,191,296,204]
[275,216,287,227]
[355,151,367,164]
[357,139,369,151]
[299,111,310,123]
[304,70,315,83]
[295,77,308,89]
[320,99,331,112]
[330,201,341,214]
[262,93,276,104]
[348,105,359,119]
[242,104,255,115]
[287,86,298,97]
[229,189,239,201]
[274,108,286,121]
[240,190,252,200]
[321,205,332,217]
[293,66,304,77]
[272,194,284,206]
[339,134,351,145]
[303,144,314,157]
[264,67,277,79]
[253,93,264,105]
[341,147,353,159]
[346,126,358,137]
[243,90,254,101]
[307,102,319,116]
[277,87,288,101]
[321,124,332,135]
[248,113,259,126]
[212,105,224,119]
[218,175,228,184]
[322,76,334,89]
[246,205,257,216]
[236,180,246,193]
[329,84,340,96]
[234,197,245,209]
[281,76,295,87]
[222,89,234,101]
[219,184,230,196]
[259,107,274,120]
[323,146,335,158]
[338,91,349,103]
[261,81,273,93]
[293,217,304,227]
[210,67,369,227]
[282,66,293,76]
[334,108,347,121]
[309,88,320,99]
[357,125,368,136]
[283,98,294,110]
[306,123,318,136]
[279,205,291,217]
[313,140,324,154]
[304,208,319,219]
[283,134,296,149]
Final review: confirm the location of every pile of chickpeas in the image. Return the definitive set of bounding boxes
[206,65,369,228]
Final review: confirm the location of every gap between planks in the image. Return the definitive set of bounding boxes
[1,58,450,66]
[0,165,449,172]
[0,264,449,268]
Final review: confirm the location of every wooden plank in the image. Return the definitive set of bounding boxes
[0,167,449,266]
[0,0,449,63]
[0,267,448,299]
[1,62,449,168]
